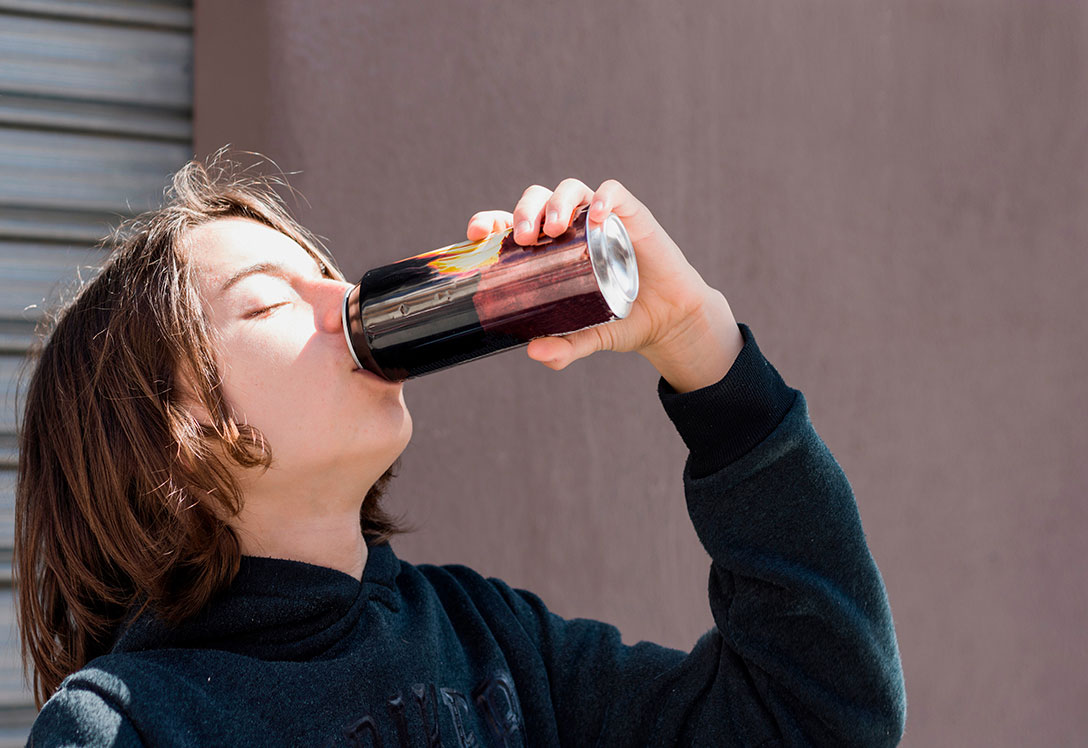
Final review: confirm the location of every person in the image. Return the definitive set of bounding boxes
[16,151,906,747]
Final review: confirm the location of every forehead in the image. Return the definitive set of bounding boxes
[184,217,318,285]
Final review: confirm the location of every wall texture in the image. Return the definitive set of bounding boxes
[194,2,1088,744]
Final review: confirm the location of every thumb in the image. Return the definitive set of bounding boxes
[526,328,604,370]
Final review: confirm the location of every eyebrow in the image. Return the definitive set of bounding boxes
[219,258,325,296]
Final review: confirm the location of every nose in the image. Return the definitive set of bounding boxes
[317,278,353,336]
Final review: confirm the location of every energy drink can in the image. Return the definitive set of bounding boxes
[342,205,639,381]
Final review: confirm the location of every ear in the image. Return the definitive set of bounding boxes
[183,400,214,429]
[171,365,218,428]
[171,384,218,474]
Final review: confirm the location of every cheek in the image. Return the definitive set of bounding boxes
[218,333,311,424]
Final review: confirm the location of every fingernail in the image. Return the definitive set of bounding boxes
[592,201,605,215]
[516,220,531,237]
[547,210,558,226]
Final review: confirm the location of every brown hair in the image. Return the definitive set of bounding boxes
[13,149,409,709]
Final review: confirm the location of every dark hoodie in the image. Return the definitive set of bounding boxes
[27,324,906,747]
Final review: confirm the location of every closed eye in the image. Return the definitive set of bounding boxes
[244,301,290,319]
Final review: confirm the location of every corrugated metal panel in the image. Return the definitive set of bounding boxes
[0,355,23,437]
[0,589,31,705]
[0,242,106,320]
[0,0,191,30]
[0,129,192,212]
[0,13,191,107]
[0,205,120,244]
[0,92,191,141]
[0,472,13,562]
[0,0,193,731]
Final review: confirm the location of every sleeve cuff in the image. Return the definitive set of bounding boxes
[657,323,798,478]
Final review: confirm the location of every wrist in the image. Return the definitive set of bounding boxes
[641,290,744,394]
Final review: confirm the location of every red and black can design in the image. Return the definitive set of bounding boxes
[342,205,639,381]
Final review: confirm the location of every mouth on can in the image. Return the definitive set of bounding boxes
[343,285,367,371]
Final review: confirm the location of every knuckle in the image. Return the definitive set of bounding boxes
[593,325,609,351]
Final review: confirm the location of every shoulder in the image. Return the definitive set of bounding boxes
[395,556,554,642]
[409,558,536,615]
[28,651,226,747]
[29,661,146,746]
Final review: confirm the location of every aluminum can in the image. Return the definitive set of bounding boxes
[342,205,639,381]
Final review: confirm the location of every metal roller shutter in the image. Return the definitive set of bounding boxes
[0,1,192,740]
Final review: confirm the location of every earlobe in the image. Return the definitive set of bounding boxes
[173,393,219,473]
[187,403,214,427]
[172,368,219,429]
[178,396,215,430]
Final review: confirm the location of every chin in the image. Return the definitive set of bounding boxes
[390,405,413,448]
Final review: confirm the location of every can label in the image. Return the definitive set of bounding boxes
[345,206,633,381]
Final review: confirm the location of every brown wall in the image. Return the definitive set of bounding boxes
[194,2,1088,744]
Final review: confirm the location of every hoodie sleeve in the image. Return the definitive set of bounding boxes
[491,323,906,747]
[27,683,144,747]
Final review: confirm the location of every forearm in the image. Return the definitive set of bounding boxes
[659,326,906,745]
[693,393,904,745]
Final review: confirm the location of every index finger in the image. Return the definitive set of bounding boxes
[586,179,661,244]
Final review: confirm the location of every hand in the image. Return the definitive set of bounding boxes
[466,178,744,393]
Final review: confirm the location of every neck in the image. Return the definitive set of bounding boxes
[230,470,373,582]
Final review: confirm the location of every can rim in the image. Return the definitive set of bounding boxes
[586,211,639,320]
[343,285,366,371]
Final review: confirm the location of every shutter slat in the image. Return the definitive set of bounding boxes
[0,590,30,707]
[0,355,26,435]
[0,14,191,108]
[0,127,192,213]
[0,242,106,320]
[0,472,11,554]
[0,93,191,141]
[0,0,190,30]
[0,205,118,244]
